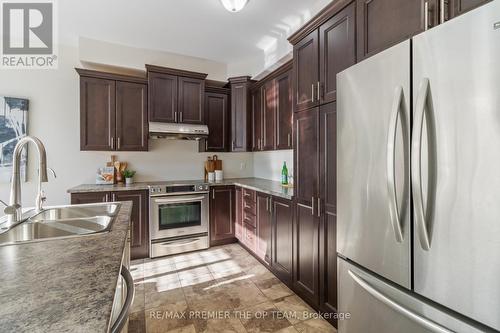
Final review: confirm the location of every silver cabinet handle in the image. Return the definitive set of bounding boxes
[387,86,405,243]
[174,111,178,122]
[412,78,431,251]
[110,266,135,333]
[180,112,183,123]
[317,81,321,101]
[311,84,315,102]
[311,197,315,216]
[110,137,114,150]
[117,137,121,150]
[348,269,452,333]
[440,0,447,24]
[287,133,291,147]
[266,196,269,211]
[205,140,208,151]
[212,189,215,200]
[424,1,429,31]
[317,197,321,217]
[232,141,235,151]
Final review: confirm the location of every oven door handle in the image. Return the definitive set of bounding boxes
[153,196,207,204]
[159,238,201,247]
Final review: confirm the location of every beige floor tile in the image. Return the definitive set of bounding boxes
[239,301,293,333]
[294,318,337,333]
[165,324,197,333]
[145,300,191,333]
[273,296,316,325]
[128,310,146,333]
[178,266,214,287]
[275,327,300,333]
[254,277,293,301]
[225,283,270,310]
[185,289,239,312]
[192,317,247,333]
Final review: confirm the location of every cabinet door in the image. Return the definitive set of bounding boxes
[294,203,320,306]
[449,0,490,18]
[80,77,115,151]
[319,2,356,104]
[71,192,110,204]
[148,72,178,123]
[262,80,276,150]
[116,81,148,151]
[252,88,263,151]
[113,190,149,260]
[276,71,293,150]
[205,92,228,151]
[235,187,243,241]
[294,108,320,208]
[294,29,319,111]
[210,186,235,245]
[231,82,251,152]
[256,192,272,264]
[179,77,205,124]
[356,0,437,60]
[272,198,293,285]
[319,102,338,319]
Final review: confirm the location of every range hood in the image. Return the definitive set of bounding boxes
[149,122,209,140]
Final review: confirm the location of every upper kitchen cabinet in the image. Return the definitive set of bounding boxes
[448,0,491,19]
[201,84,230,152]
[252,61,293,151]
[77,69,148,152]
[356,0,437,60]
[229,76,254,152]
[289,1,356,109]
[146,65,207,124]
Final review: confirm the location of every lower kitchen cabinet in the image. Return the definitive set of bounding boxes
[256,192,272,264]
[209,186,236,246]
[235,186,243,240]
[271,197,294,285]
[70,190,149,260]
[294,203,320,307]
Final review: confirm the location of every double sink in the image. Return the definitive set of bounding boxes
[0,203,120,246]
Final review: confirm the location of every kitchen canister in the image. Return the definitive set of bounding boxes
[215,170,223,181]
[208,172,215,182]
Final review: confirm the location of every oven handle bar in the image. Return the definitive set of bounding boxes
[153,196,207,204]
[159,238,201,247]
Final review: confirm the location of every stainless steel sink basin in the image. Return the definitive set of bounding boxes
[0,203,120,246]
[29,203,119,221]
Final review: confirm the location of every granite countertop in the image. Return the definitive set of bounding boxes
[68,177,294,200]
[0,202,132,333]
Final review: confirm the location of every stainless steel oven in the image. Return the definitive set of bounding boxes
[149,183,209,258]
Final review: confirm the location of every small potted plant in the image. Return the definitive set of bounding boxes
[122,169,136,185]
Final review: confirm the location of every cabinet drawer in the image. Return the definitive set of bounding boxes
[242,188,256,201]
[243,209,257,228]
[243,222,257,252]
[243,198,256,215]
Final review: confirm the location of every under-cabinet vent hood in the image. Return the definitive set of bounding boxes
[149,122,209,140]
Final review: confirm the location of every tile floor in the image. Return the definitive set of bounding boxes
[128,243,337,333]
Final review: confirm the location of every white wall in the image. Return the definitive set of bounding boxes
[0,43,253,207]
[253,150,293,183]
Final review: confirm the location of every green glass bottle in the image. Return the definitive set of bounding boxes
[281,161,288,185]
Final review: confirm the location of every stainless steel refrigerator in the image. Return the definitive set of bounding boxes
[337,1,500,332]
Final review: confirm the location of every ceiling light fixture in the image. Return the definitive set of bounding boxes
[219,0,249,13]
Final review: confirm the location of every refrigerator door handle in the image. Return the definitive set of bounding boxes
[412,78,431,251]
[387,85,405,243]
[348,269,453,333]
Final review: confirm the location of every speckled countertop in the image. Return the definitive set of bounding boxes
[0,202,132,333]
[67,177,294,200]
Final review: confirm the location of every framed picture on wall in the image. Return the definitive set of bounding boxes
[0,97,29,183]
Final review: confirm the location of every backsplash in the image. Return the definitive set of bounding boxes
[253,150,293,183]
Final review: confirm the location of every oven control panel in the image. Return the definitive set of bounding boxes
[149,183,209,196]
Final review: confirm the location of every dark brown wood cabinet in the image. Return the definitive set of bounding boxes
[271,197,294,285]
[146,65,207,124]
[275,70,293,150]
[251,87,263,151]
[116,81,148,151]
[262,80,276,151]
[319,2,356,103]
[256,192,272,264]
[178,76,205,124]
[235,186,243,241]
[319,102,338,320]
[229,76,253,152]
[209,186,236,245]
[449,0,490,18]
[70,190,149,260]
[112,190,149,260]
[294,30,319,111]
[77,69,148,152]
[356,0,436,60]
[203,87,229,152]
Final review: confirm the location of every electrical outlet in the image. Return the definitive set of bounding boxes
[240,162,246,170]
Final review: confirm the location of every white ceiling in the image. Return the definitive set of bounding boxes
[60,0,330,66]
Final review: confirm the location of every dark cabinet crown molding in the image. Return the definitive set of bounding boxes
[228,76,254,84]
[252,60,292,91]
[206,80,230,94]
[75,68,147,84]
[288,0,353,45]
[145,64,208,80]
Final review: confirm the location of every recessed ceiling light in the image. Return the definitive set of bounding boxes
[219,0,249,13]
